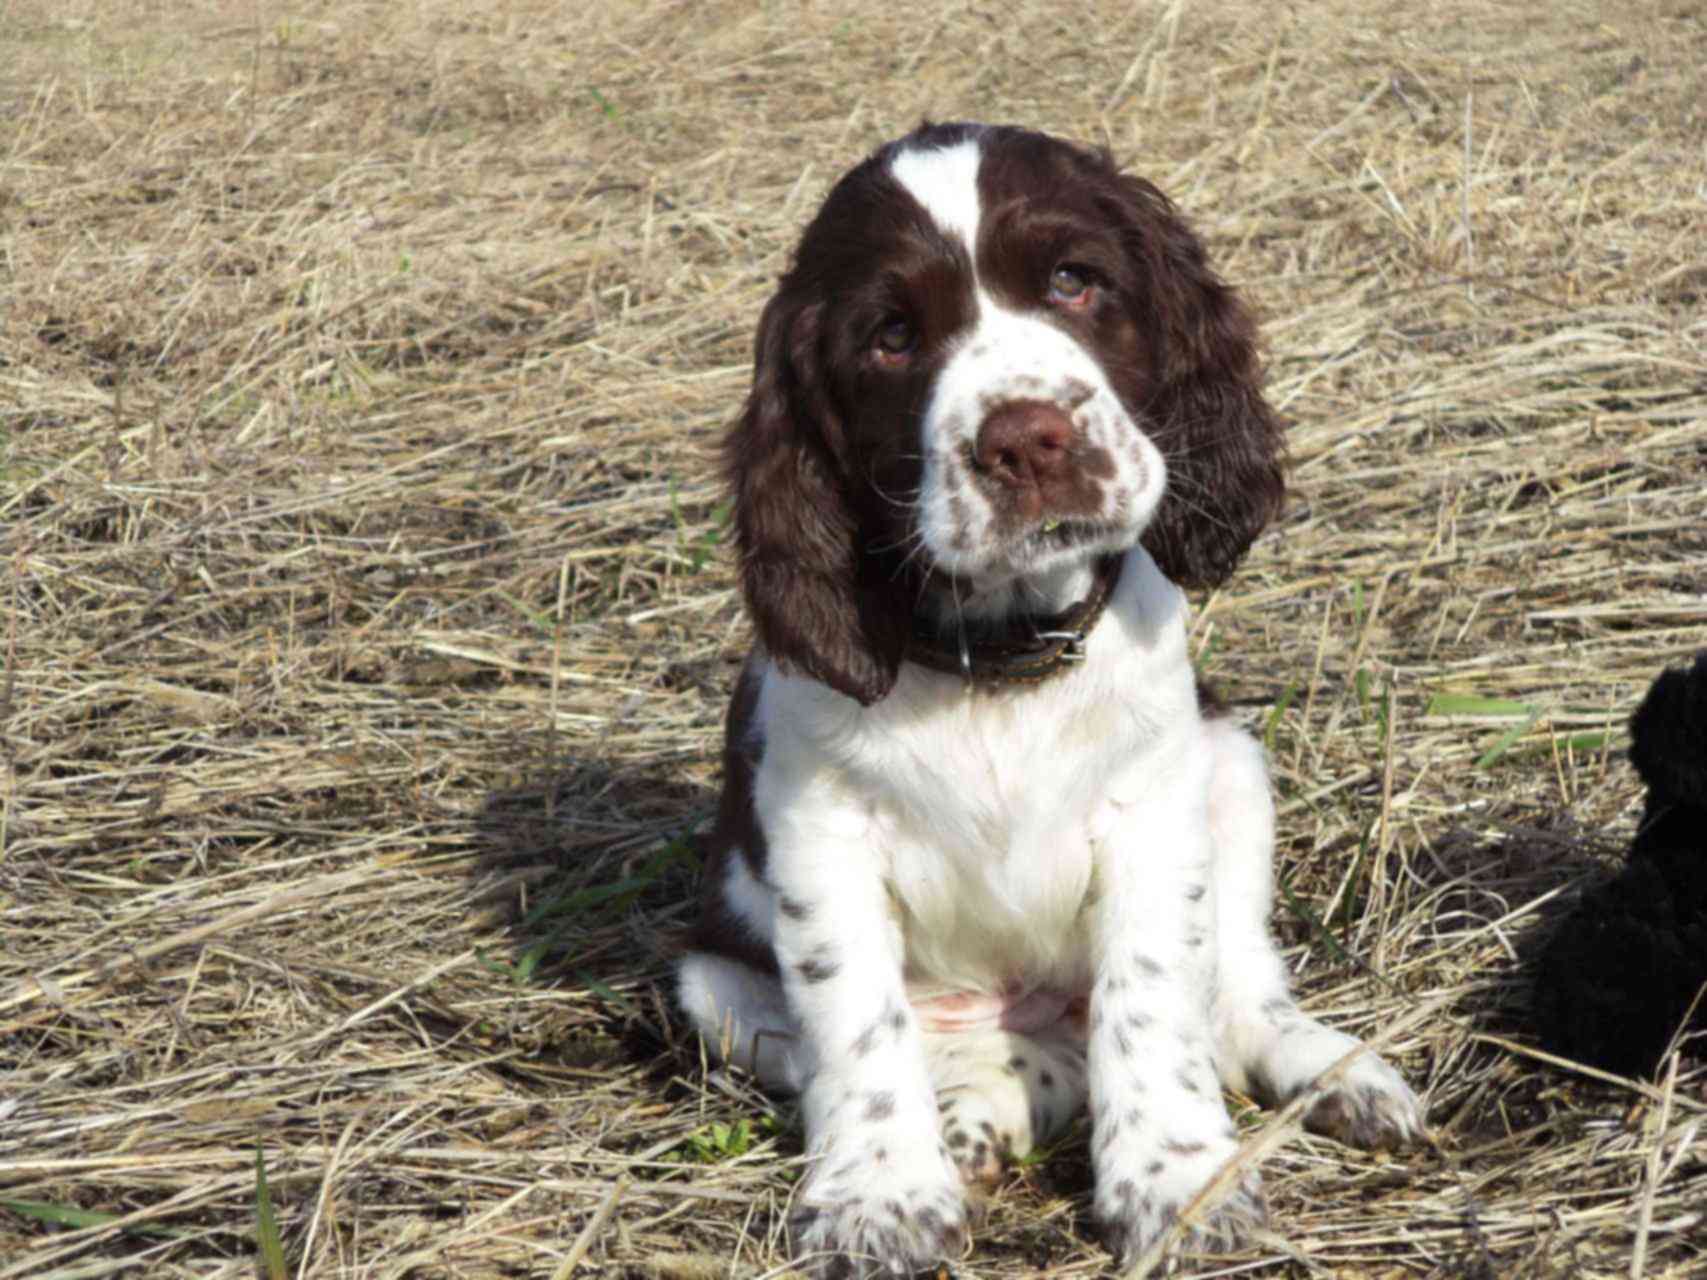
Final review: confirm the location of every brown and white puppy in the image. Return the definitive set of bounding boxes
[679,122,1422,1276]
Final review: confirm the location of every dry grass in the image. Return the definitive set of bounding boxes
[3,0,1706,1275]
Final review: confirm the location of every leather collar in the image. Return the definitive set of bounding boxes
[906,554,1124,687]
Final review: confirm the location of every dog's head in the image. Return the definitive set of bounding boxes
[728,122,1285,705]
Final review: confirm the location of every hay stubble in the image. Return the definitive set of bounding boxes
[3,0,1705,1275]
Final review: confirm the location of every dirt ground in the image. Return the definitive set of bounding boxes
[3,0,1705,1276]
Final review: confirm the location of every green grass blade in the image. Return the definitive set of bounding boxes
[1474,709,1543,768]
[1263,680,1299,753]
[1275,877,1357,971]
[255,1147,288,1280]
[1425,693,1535,718]
[1556,729,1613,753]
[0,1198,181,1238]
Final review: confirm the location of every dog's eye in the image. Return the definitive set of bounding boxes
[872,316,917,362]
[1048,265,1095,308]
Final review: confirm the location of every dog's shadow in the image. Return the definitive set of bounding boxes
[470,754,715,1080]
[1436,808,1623,1002]
[1384,807,1638,1120]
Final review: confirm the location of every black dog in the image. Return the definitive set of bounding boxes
[1533,653,1707,1076]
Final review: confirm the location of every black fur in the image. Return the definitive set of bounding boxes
[1532,653,1707,1076]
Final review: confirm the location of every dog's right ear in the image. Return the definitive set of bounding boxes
[725,292,904,706]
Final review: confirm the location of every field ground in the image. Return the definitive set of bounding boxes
[3,0,1706,1275]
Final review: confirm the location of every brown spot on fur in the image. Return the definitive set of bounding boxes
[684,657,778,976]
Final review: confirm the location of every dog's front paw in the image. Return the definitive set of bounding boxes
[1303,1052,1424,1152]
[1095,1134,1265,1265]
[790,1144,967,1277]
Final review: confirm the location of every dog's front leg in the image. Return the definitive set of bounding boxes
[765,796,967,1277]
[1089,755,1266,1263]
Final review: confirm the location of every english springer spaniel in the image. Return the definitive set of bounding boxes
[679,122,1422,1275]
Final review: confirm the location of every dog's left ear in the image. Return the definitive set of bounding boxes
[725,292,907,706]
[1106,174,1287,590]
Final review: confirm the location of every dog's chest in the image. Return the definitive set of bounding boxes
[852,670,1143,991]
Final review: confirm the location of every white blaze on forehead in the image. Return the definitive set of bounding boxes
[888,136,984,256]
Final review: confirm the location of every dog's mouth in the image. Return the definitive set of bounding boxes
[1025,516,1114,553]
[938,514,1126,582]
[917,500,1134,588]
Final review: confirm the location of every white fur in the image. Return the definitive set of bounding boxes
[889,137,984,259]
[680,551,1416,1265]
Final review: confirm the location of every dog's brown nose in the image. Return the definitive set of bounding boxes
[973,400,1074,493]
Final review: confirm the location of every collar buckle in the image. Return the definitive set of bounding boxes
[1036,629,1089,662]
